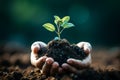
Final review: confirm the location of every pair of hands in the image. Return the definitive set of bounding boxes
[31,41,92,76]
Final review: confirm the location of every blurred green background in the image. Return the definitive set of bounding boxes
[0,0,120,49]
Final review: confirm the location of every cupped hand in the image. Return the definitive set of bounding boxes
[62,42,92,74]
[30,41,59,76]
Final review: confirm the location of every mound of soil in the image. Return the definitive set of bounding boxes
[44,39,87,66]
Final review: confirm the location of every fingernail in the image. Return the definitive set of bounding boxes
[62,64,68,69]
[58,67,62,72]
[84,49,89,55]
[46,60,51,64]
[63,66,67,69]
[46,58,53,64]
[33,47,39,53]
[67,59,73,64]
[42,56,47,61]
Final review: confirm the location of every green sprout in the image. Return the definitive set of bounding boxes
[42,16,74,39]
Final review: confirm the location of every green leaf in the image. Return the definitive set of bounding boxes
[54,16,61,25]
[62,16,70,23]
[54,15,61,20]
[62,23,74,29]
[61,21,67,27]
[43,23,55,32]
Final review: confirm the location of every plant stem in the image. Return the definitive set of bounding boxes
[56,23,61,39]
[57,32,61,39]
[60,28,65,34]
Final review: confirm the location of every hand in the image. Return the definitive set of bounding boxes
[62,42,92,74]
[30,41,59,76]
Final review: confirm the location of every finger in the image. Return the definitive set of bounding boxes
[35,56,47,69]
[81,53,92,65]
[76,42,84,49]
[83,43,92,54]
[58,67,64,74]
[62,63,78,73]
[67,57,91,69]
[50,62,59,76]
[83,45,91,54]
[31,44,40,53]
[41,58,54,75]
[31,41,47,53]
[77,42,92,54]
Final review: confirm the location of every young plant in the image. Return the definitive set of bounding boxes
[42,16,74,39]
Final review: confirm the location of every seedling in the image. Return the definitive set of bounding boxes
[42,16,74,39]
[41,16,88,66]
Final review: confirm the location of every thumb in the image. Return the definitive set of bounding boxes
[31,41,47,54]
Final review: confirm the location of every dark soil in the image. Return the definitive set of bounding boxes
[44,39,87,66]
[0,63,120,80]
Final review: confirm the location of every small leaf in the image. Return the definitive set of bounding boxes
[54,16,61,20]
[62,16,70,23]
[62,23,74,29]
[43,23,55,32]
[54,16,61,25]
[61,21,67,27]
